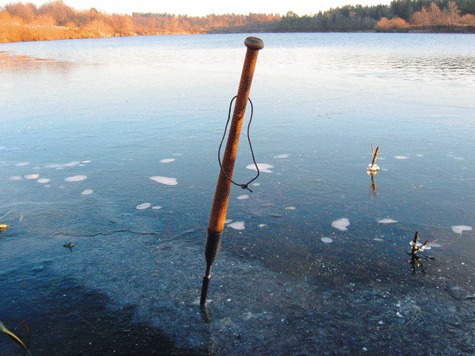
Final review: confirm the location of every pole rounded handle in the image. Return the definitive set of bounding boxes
[245,37,264,51]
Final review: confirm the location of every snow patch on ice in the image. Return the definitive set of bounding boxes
[331,218,350,231]
[65,175,87,182]
[228,221,245,230]
[136,203,151,210]
[24,173,40,180]
[274,154,290,159]
[45,161,81,169]
[377,218,398,224]
[451,225,472,234]
[246,163,274,173]
[15,162,30,167]
[150,176,177,186]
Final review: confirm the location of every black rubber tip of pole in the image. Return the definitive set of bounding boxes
[205,231,222,266]
[200,304,212,324]
[245,37,264,51]
[201,231,222,305]
[200,275,211,305]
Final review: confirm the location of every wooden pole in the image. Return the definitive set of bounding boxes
[200,37,264,306]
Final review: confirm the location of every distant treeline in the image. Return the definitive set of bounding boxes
[1,0,474,43]
[279,0,475,32]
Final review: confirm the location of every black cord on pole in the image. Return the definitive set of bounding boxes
[217,96,260,192]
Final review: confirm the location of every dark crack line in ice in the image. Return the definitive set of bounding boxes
[54,229,162,238]
[54,227,202,241]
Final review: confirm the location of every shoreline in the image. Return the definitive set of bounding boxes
[1,27,474,45]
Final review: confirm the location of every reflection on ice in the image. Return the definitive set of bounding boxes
[81,189,94,195]
[410,241,431,250]
[160,158,175,163]
[37,178,50,184]
[274,154,290,159]
[331,218,350,231]
[321,237,333,243]
[150,176,178,185]
[237,195,249,200]
[15,162,30,167]
[24,173,40,180]
[394,156,408,160]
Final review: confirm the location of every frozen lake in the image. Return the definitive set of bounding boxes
[1,33,474,354]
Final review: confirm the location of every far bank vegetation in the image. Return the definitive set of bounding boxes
[0,0,474,43]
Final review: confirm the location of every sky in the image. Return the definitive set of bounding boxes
[0,0,392,16]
